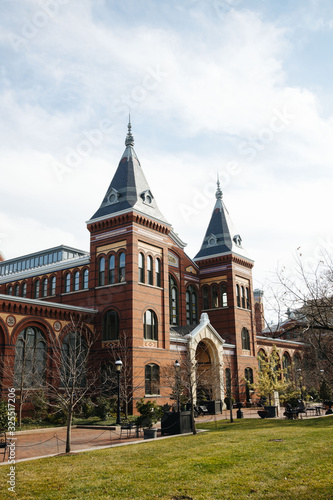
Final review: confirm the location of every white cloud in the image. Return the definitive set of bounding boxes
[0,0,333,323]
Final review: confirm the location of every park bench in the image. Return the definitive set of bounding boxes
[120,422,134,439]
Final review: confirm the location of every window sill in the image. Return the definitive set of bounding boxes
[202,306,228,312]
[95,282,127,289]
[61,289,88,296]
[138,282,163,290]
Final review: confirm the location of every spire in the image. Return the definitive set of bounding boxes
[125,116,134,147]
[194,180,250,261]
[216,176,222,200]
[90,120,168,225]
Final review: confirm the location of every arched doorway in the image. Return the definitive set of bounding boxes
[195,340,221,403]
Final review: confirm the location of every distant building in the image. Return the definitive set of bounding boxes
[0,122,303,411]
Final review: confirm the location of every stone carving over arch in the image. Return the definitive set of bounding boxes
[186,313,225,405]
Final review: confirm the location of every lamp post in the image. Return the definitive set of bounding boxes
[297,368,303,400]
[174,360,180,413]
[115,358,123,425]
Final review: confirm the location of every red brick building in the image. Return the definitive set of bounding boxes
[0,122,303,411]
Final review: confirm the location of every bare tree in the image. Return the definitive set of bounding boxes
[163,343,223,434]
[0,326,47,427]
[102,331,145,419]
[272,251,333,389]
[44,318,98,453]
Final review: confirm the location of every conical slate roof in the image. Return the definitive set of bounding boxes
[90,122,169,224]
[194,181,250,261]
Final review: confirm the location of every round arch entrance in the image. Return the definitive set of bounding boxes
[195,339,221,403]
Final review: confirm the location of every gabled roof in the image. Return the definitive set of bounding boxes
[90,121,169,225]
[170,313,225,346]
[194,181,251,261]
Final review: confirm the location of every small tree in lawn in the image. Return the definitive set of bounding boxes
[252,345,287,405]
[46,318,98,453]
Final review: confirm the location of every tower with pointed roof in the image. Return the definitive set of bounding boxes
[194,180,258,399]
[87,120,183,410]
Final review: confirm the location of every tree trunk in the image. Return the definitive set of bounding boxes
[190,391,197,435]
[66,407,73,453]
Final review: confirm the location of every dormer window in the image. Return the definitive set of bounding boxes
[233,234,242,247]
[108,188,119,205]
[141,190,153,205]
[207,234,217,247]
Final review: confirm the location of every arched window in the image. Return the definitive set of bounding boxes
[98,257,105,286]
[241,328,250,350]
[138,253,145,283]
[143,309,158,340]
[21,282,27,298]
[244,367,253,384]
[34,280,40,299]
[64,273,71,293]
[102,310,119,341]
[283,353,292,381]
[14,326,47,388]
[118,252,125,282]
[246,287,250,309]
[203,286,209,309]
[212,285,219,308]
[61,331,87,387]
[244,367,254,402]
[221,282,227,307]
[236,285,241,307]
[50,276,56,295]
[14,284,20,297]
[73,271,80,291]
[42,278,48,297]
[155,258,161,287]
[169,275,178,325]
[147,256,153,285]
[186,285,198,325]
[241,286,245,308]
[225,367,231,394]
[7,286,12,296]
[258,349,266,371]
[83,270,89,290]
[145,363,160,395]
[108,255,115,284]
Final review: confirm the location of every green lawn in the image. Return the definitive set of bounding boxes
[1,417,333,499]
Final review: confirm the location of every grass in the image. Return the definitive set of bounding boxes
[1,416,333,499]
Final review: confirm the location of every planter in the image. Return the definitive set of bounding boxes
[264,405,277,418]
[161,411,193,436]
[143,428,157,440]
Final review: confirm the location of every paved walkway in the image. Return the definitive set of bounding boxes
[1,407,326,464]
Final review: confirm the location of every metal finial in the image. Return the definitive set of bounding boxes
[216,175,222,200]
[125,117,134,147]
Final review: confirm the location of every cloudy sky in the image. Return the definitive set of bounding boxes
[1,0,332,316]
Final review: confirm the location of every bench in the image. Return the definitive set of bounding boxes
[198,405,209,416]
[120,422,134,439]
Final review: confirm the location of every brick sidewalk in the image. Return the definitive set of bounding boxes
[2,408,324,463]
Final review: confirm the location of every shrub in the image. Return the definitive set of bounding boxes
[0,399,9,430]
[95,397,111,420]
[224,396,235,410]
[79,397,95,419]
[30,390,48,422]
[136,399,163,429]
